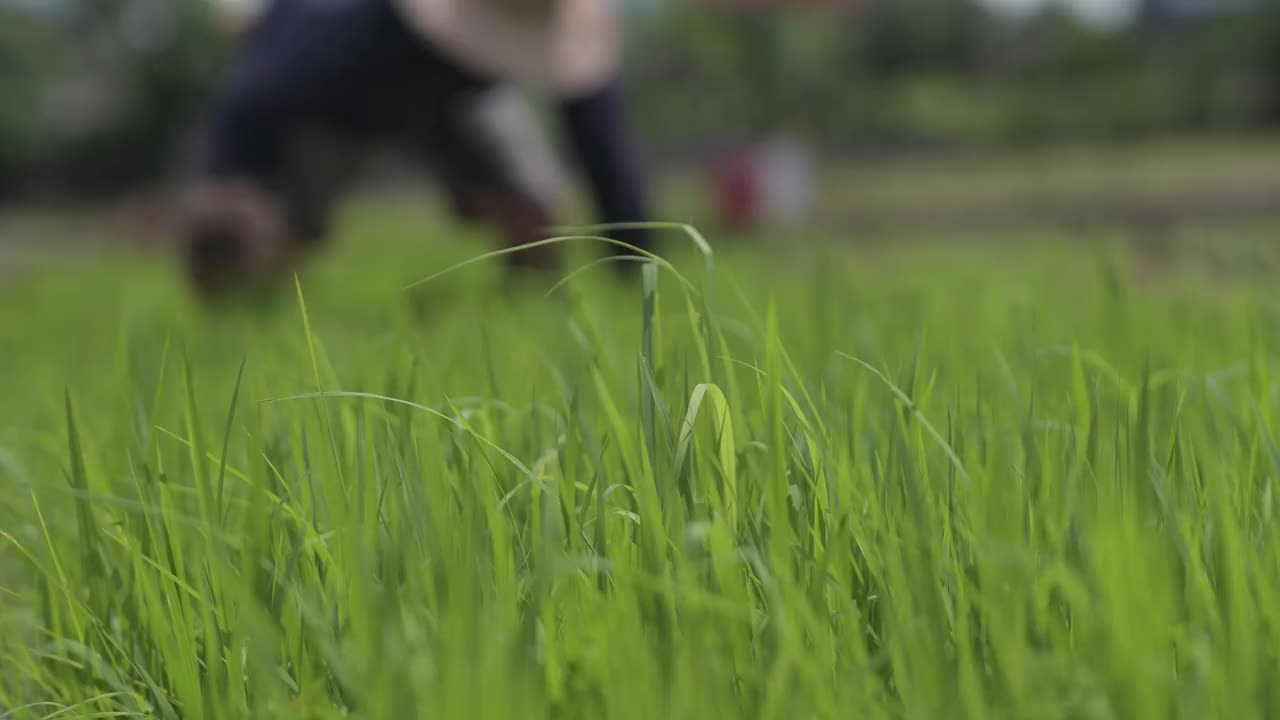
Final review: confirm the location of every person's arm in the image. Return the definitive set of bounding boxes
[204,68,287,185]
[202,16,338,245]
[558,75,654,258]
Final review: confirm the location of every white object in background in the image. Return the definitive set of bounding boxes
[759,134,816,228]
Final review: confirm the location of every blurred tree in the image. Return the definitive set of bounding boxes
[45,0,228,194]
[0,0,228,199]
[3,0,1280,197]
[0,9,56,195]
[859,0,987,75]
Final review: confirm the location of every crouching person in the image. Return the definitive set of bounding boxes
[181,0,654,297]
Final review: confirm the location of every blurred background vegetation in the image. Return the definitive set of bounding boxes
[0,0,228,199]
[4,0,1280,203]
[632,0,1280,149]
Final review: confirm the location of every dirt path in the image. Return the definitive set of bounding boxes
[842,182,1280,235]
[7,136,1280,282]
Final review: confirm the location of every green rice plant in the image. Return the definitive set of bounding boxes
[1,216,1279,719]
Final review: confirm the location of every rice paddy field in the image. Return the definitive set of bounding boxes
[3,194,1280,719]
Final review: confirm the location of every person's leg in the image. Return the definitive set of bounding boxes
[557,76,654,260]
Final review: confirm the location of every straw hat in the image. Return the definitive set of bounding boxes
[392,0,622,96]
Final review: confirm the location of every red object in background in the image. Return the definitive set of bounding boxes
[711,146,762,231]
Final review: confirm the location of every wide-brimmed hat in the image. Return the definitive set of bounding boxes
[391,0,622,96]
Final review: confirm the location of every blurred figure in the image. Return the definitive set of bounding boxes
[181,0,653,297]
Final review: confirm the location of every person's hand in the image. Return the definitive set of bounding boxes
[468,189,562,274]
[179,181,298,298]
